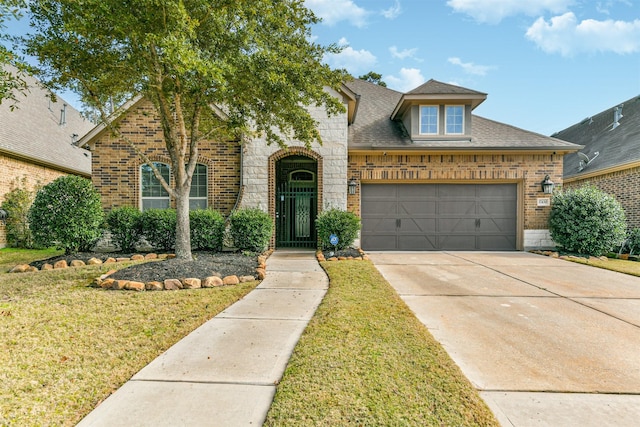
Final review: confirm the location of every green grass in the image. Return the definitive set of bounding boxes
[264,260,498,426]
[0,248,63,273]
[566,256,640,277]
[0,250,258,426]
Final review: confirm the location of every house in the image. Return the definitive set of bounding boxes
[0,66,93,247]
[80,79,581,251]
[553,96,640,229]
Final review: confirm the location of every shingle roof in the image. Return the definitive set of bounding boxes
[344,79,581,152]
[0,66,93,176]
[407,79,487,96]
[553,95,640,179]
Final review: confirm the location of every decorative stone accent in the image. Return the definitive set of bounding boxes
[41,263,53,270]
[239,275,255,283]
[202,276,224,287]
[54,260,68,269]
[100,278,115,289]
[9,264,31,273]
[125,281,145,291]
[70,260,86,267]
[112,280,127,290]
[104,258,116,264]
[182,278,202,289]
[164,278,183,290]
[116,257,130,262]
[255,268,266,280]
[87,257,103,265]
[222,275,239,285]
[146,281,163,291]
[131,254,144,261]
[144,253,158,260]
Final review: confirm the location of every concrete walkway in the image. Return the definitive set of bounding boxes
[370,251,640,427]
[78,250,327,426]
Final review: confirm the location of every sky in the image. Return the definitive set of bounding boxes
[4,0,640,136]
[308,0,640,135]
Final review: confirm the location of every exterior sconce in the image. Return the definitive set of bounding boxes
[541,175,554,194]
[348,178,357,195]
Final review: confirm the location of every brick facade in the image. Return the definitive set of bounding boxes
[90,99,241,215]
[565,166,640,229]
[0,154,72,247]
[347,152,564,249]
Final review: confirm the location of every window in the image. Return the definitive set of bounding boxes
[445,105,464,134]
[141,162,170,210]
[420,106,438,134]
[189,164,208,209]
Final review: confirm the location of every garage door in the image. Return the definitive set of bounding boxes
[361,184,517,251]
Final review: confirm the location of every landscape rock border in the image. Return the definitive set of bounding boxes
[317,248,367,262]
[9,249,274,292]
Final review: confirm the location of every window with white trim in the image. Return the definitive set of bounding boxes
[445,105,464,134]
[419,105,438,135]
[141,162,170,210]
[189,164,208,209]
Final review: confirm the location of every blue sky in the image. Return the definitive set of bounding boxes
[4,0,640,136]
[308,0,640,135]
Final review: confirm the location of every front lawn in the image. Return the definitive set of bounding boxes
[566,256,640,277]
[0,249,258,426]
[264,260,498,426]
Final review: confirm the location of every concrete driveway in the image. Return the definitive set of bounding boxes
[369,252,640,427]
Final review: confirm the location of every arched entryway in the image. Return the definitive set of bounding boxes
[275,155,318,248]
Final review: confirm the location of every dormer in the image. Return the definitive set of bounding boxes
[390,79,487,142]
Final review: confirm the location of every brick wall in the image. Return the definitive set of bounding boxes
[90,99,241,215]
[347,152,564,238]
[565,166,640,228]
[0,154,72,247]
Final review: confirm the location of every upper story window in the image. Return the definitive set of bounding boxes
[419,105,438,135]
[445,105,464,134]
[141,162,170,211]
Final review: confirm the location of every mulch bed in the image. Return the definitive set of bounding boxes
[30,251,260,283]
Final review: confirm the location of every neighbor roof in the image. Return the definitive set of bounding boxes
[0,66,93,176]
[345,79,582,153]
[553,95,640,180]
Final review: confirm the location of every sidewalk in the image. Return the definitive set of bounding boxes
[77,250,328,426]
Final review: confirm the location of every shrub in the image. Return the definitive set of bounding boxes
[549,186,627,256]
[625,228,640,255]
[228,208,272,252]
[140,209,177,251]
[190,209,225,251]
[106,206,143,252]
[1,178,37,248]
[28,175,104,254]
[316,208,360,250]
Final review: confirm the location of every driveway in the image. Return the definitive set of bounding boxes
[369,252,640,427]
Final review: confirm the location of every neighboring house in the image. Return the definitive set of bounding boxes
[0,66,93,247]
[553,96,640,228]
[80,79,581,251]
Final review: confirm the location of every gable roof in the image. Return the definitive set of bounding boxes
[345,79,582,153]
[553,95,640,180]
[407,79,487,96]
[0,66,93,176]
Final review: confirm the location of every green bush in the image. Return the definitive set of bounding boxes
[1,179,37,248]
[624,228,640,255]
[549,186,627,256]
[190,209,225,251]
[228,208,272,252]
[316,208,360,250]
[28,175,104,254]
[106,206,143,252]
[140,209,177,251]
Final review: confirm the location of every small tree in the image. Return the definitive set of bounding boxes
[28,175,104,254]
[1,178,37,248]
[316,208,360,250]
[549,186,627,256]
[106,206,143,252]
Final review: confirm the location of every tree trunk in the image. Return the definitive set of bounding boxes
[174,188,193,261]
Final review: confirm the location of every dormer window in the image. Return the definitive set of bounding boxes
[445,105,464,134]
[419,105,438,135]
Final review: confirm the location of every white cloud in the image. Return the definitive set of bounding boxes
[448,57,495,76]
[447,0,573,24]
[381,0,402,19]
[324,39,377,74]
[306,0,369,27]
[386,68,425,92]
[389,46,419,60]
[526,12,640,56]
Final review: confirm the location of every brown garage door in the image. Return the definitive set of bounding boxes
[361,184,517,251]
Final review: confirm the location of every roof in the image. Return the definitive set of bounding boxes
[407,79,487,96]
[344,79,582,153]
[0,66,93,176]
[553,95,640,180]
